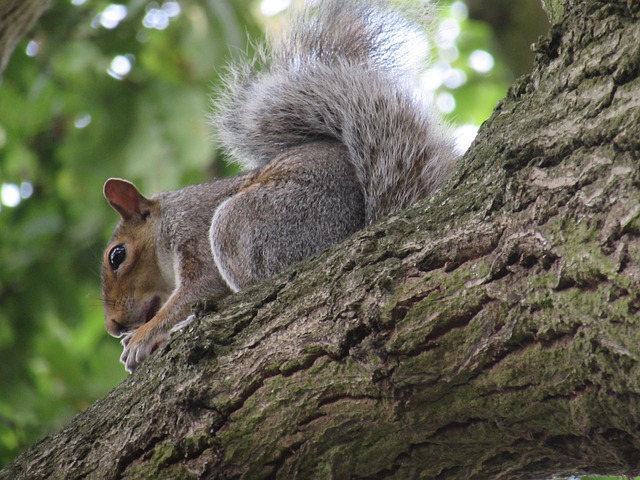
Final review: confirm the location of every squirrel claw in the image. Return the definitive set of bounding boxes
[120,331,135,348]
[120,328,169,374]
[170,314,196,334]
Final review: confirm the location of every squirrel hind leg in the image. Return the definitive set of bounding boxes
[210,141,365,292]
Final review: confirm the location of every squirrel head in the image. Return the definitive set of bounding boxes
[102,178,175,337]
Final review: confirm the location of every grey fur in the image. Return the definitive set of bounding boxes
[210,141,365,290]
[212,0,458,223]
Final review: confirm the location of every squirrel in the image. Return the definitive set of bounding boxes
[102,0,459,373]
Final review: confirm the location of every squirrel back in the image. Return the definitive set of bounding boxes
[213,0,458,223]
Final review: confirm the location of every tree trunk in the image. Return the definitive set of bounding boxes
[0,0,49,73]
[2,0,639,478]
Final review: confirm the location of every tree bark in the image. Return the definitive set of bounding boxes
[0,0,49,73]
[2,0,639,478]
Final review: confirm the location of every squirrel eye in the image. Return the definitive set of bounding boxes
[109,244,127,270]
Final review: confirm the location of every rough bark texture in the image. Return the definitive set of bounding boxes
[0,0,49,73]
[541,0,566,25]
[2,0,640,478]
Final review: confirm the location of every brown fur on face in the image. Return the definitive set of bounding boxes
[102,179,175,337]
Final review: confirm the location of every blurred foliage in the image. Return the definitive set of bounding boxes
[0,0,548,468]
[465,0,549,77]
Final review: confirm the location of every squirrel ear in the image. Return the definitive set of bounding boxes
[103,178,154,220]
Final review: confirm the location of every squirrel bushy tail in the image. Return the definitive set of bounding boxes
[213,0,458,223]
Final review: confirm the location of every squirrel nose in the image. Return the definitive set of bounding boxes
[107,318,126,337]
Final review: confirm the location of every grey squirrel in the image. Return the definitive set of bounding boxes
[102,0,458,373]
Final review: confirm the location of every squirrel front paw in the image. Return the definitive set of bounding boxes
[120,324,169,373]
